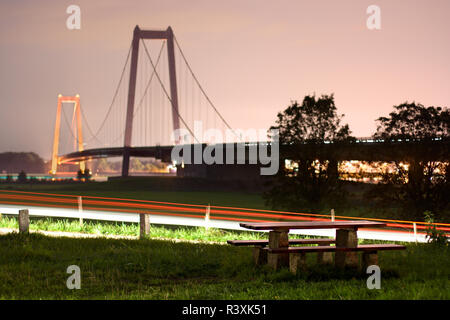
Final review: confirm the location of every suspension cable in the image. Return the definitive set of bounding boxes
[61,105,79,146]
[173,36,239,140]
[80,107,103,145]
[84,44,133,143]
[141,38,200,143]
[132,41,165,120]
[108,41,167,146]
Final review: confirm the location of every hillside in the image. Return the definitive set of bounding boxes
[0,152,46,173]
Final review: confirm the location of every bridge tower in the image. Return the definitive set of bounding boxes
[122,25,181,177]
[51,94,85,175]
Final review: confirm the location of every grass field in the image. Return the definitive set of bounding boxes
[0,231,448,299]
[0,178,448,299]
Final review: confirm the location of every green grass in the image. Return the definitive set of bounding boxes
[1,179,447,299]
[0,232,448,299]
[0,216,269,243]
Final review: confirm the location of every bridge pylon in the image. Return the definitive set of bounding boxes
[50,94,85,175]
[122,25,181,177]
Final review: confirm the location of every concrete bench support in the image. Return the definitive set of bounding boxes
[362,251,379,270]
[317,244,333,265]
[267,230,289,270]
[139,213,150,239]
[253,247,267,265]
[18,209,29,234]
[290,252,306,274]
[266,244,405,273]
[228,239,335,267]
[335,228,359,268]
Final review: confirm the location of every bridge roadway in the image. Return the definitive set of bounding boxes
[59,139,450,165]
[60,145,174,164]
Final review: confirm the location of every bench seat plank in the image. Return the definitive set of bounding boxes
[227,238,335,246]
[265,244,406,253]
[240,221,386,231]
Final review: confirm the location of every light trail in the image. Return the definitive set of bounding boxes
[0,203,430,243]
[2,189,448,228]
[0,190,449,240]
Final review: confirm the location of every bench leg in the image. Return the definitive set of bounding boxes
[253,246,267,265]
[267,231,289,270]
[317,245,333,265]
[335,228,359,269]
[362,251,378,270]
[290,252,306,274]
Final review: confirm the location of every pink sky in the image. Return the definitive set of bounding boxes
[1,0,449,159]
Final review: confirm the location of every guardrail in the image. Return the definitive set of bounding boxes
[0,189,449,242]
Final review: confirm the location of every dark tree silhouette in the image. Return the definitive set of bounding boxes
[0,152,45,173]
[77,169,92,182]
[374,102,449,141]
[373,102,450,221]
[84,169,92,181]
[264,94,353,212]
[17,170,27,183]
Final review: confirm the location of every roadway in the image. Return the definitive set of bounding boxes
[59,139,450,165]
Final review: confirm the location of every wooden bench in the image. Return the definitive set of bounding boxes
[227,238,335,265]
[239,221,390,269]
[264,244,406,273]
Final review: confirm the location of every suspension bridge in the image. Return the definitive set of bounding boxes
[52,25,240,178]
[52,25,449,180]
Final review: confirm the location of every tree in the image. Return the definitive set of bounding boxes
[77,169,83,181]
[131,159,145,172]
[77,169,92,182]
[373,102,450,221]
[96,159,111,173]
[264,94,353,212]
[0,152,45,173]
[17,170,27,183]
[374,102,449,141]
[84,168,92,181]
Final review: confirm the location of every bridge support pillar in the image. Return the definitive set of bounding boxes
[51,94,84,175]
[122,26,140,178]
[122,147,131,177]
[122,25,182,175]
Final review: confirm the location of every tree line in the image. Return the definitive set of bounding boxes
[0,152,45,174]
[264,94,450,222]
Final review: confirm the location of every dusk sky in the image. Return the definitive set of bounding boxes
[1,0,450,159]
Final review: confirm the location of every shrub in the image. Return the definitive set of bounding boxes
[424,211,448,246]
[17,170,27,183]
